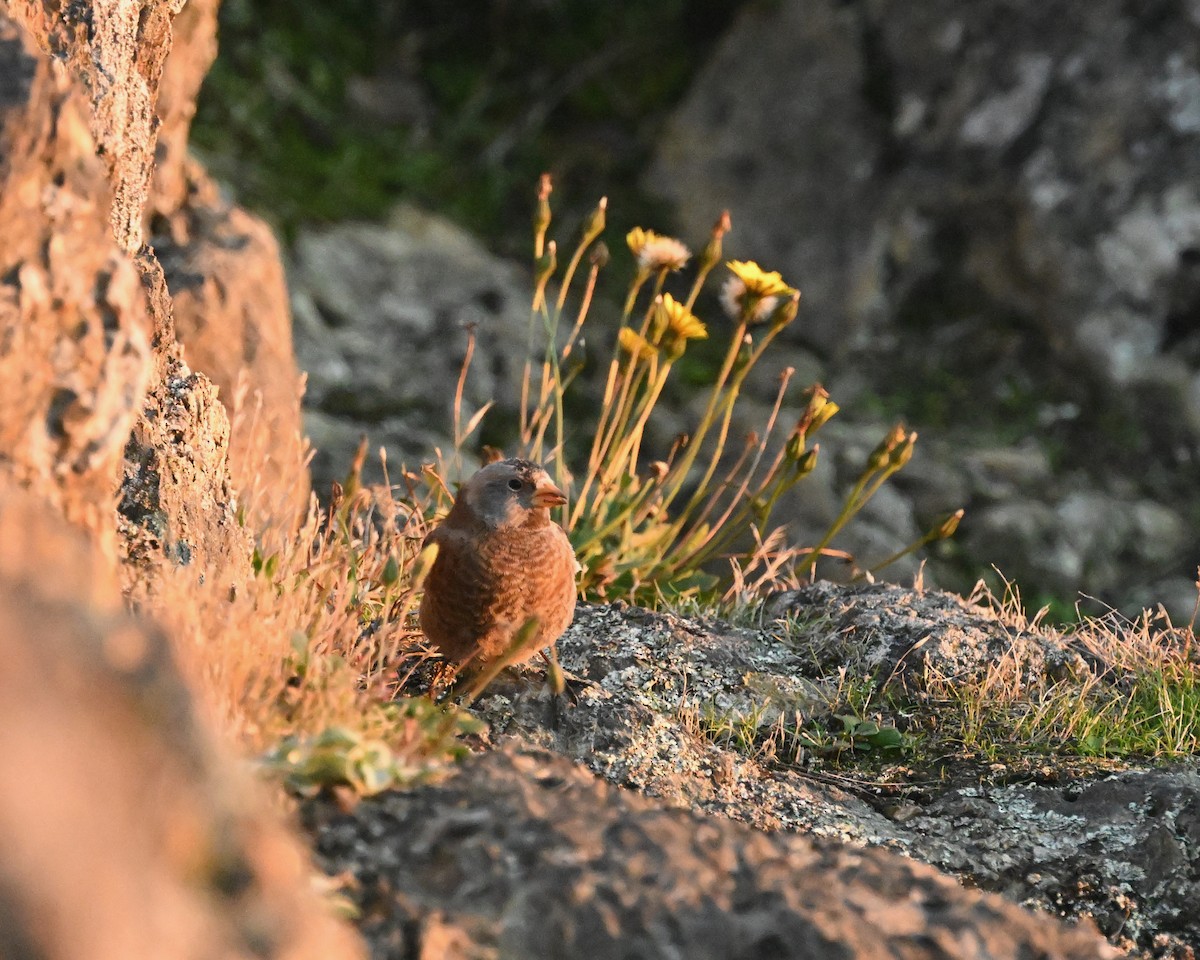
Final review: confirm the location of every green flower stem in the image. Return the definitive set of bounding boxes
[867,532,937,575]
[622,268,650,318]
[574,270,655,523]
[662,369,792,569]
[795,463,900,578]
[684,259,718,312]
[604,361,675,484]
[652,318,749,513]
[658,321,787,533]
[555,213,604,313]
[559,264,600,365]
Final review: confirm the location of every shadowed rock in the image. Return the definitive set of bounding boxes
[306,741,1113,960]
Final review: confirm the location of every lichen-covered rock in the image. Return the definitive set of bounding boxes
[765,580,1092,685]
[150,0,309,527]
[466,591,1198,957]
[647,0,1200,616]
[0,4,159,555]
[117,368,251,601]
[0,0,303,591]
[307,741,1113,960]
[906,769,1200,956]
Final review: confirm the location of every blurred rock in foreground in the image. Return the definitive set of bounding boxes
[0,485,362,960]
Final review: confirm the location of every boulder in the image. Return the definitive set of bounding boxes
[455,591,1198,956]
[307,741,1113,960]
[0,484,362,960]
[150,0,309,528]
[646,0,1200,615]
[289,205,531,492]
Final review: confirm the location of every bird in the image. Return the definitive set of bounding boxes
[419,458,578,688]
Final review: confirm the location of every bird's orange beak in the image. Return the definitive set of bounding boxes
[531,481,567,508]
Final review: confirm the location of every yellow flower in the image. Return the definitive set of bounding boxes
[720,261,797,324]
[618,327,658,361]
[719,277,778,324]
[726,260,794,298]
[627,227,691,272]
[655,294,707,343]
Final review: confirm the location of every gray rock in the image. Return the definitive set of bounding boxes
[906,769,1200,952]
[306,741,1114,960]
[964,492,1190,616]
[449,590,1197,957]
[646,0,1200,615]
[290,205,532,490]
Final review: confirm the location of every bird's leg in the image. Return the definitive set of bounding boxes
[456,617,542,705]
[541,646,566,697]
[428,658,466,702]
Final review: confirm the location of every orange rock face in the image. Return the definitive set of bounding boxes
[0,2,354,957]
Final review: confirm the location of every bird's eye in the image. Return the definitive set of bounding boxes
[507,478,523,491]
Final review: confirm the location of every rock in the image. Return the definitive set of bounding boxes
[472,592,1085,834]
[964,492,1190,617]
[117,368,252,603]
[0,0,256,593]
[151,0,310,528]
[907,769,1200,954]
[962,444,1055,503]
[0,484,363,960]
[454,592,1197,957]
[306,741,1113,960]
[290,205,531,492]
[647,0,1200,614]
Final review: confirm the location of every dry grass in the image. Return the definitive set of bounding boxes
[687,575,1199,781]
[891,578,1200,767]
[933,580,1200,759]
[151,431,470,788]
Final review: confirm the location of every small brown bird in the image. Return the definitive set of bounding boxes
[419,459,578,683]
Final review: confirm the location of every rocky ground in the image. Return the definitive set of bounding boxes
[305,585,1199,959]
[304,742,1117,960]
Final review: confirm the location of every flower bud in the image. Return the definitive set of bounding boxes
[769,291,801,330]
[867,427,903,471]
[533,173,553,255]
[699,210,731,274]
[582,196,607,245]
[810,400,839,432]
[785,430,806,462]
[589,241,610,269]
[795,445,820,477]
[931,508,964,541]
[888,430,917,469]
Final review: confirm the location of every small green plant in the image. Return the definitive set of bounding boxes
[264,700,481,798]
[462,176,961,606]
[695,670,907,768]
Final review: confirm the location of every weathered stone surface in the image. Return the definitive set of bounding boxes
[646,0,1200,616]
[151,0,309,526]
[0,484,363,960]
[117,367,251,602]
[461,591,1198,957]
[0,5,157,556]
[290,205,530,492]
[307,741,1113,960]
[907,768,1200,955]
[0,0,256,588]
